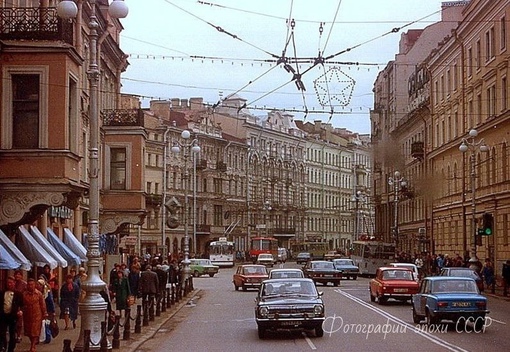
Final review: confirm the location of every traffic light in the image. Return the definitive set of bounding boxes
[482,213,494,236]
[165,196,181,229]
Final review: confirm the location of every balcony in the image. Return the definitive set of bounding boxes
[196,159,207,170]
[411,141,424,160]
[0,7,73,44]
[196,224,211,234]
[101,109,144,127]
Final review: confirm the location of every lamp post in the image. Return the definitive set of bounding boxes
[263,200,272,237]
[162,127,171,256]
[459,129,489,264]
[171,130,200,292]
[388,171,406,256]
[351,190,366,241]
[57,1,128,350]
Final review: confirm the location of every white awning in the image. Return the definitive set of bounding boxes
[30,226,68,268]
[17,226,58,269]
[0,243,21,270]
[46,228,82,266]
[64,228,88,262]
[0,229,31,271]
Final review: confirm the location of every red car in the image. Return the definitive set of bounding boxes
[233,264,269,291]
[369,267,419,305]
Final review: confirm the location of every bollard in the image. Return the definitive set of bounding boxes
[167,286,172,308]
[134,304,142,333]
[171,284,175,305]
[99,322,108,352]
[123,308,131,340]
[112,315,121,349]
[155,295,161,317]
[148,296,155,321]
[63,339,73,352]
[161,292,167,313]
[142,300,149,327]
[83,329,91,352]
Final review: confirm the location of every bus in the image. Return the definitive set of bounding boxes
[350,240,396,276]
[209,237,235,267]
[290,242,329,260]
[249,237,278,263]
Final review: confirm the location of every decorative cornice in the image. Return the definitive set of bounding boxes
[0,191,64,225]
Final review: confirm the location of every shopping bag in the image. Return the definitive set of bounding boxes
[39,319,51,344]
[49,318,59,338]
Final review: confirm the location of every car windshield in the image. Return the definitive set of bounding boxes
[334,260,354,266]
[432,280,478,293]
[312,262,334,269]
[382,270,413,280]
[263,281,316,296]
[244,266,267,275]
[259,254,272,259]
[193,259,211,265]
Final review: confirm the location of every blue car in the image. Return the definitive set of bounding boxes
[412,277,489,330]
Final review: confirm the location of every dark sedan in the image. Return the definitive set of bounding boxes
[255,278,325,338]
[439,267,484,292]
[332,258,360,280]
[302,260,342,286]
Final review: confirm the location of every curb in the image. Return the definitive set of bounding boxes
[127,289,201,352]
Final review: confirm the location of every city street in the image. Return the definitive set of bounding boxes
[135,263,509,352]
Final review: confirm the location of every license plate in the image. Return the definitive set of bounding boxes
[452,302,471,307]
[394,288,408,293]
[281,321,300,326]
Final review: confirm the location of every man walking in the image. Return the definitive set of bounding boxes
[0,276,24,352]
[138,265,159,320]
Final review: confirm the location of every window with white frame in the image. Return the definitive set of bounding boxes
[110,147,127,190]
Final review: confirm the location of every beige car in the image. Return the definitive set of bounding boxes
[257,253,275,267]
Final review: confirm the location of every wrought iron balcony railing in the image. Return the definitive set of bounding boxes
[0,7,73,44]
[101,109,144,127]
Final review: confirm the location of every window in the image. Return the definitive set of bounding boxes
[213,205,222,226]
[487,85,496,117]
[12,74,39,149]
[485,27,495,61]
[501,16,507,51]
[467,47,473,77]
[213,178,222,193]
[110,148,126,190]
[502,76,507,111]
[476,40,481,70]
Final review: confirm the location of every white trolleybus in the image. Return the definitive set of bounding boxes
[209,237,235,267]
[350,240,396,276]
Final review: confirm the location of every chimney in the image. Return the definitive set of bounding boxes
[170,98,180,108]
[189,97,204,110]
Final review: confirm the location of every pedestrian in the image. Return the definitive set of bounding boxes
[75,267,88,302]
[128,263,141,298]
[13,270,26,343]
[36,278,54,344]
[22,278,47,352]
[503,260,510,297]
[481,258,495,294]
[59,275,79,330]
[0,276,24,352]
[110,270,131,318]
[138,265,159,317]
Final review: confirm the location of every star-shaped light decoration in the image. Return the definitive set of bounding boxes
[313,67,356,107]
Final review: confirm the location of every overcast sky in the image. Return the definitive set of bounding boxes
[120,0,446,134]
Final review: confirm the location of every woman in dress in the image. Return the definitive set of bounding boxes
[59,274,79,330]
[110,270,131,318]
[22,278,47,352]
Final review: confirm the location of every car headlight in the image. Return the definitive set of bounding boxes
[259,306,269,317]
[314,305,324,315]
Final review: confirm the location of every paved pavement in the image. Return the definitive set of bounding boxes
[17,291,199,352]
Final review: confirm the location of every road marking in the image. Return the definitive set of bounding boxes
[302,332,317,350]
[335,289,470,352]
[488,318,506,324]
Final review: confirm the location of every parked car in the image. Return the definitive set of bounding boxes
[255,278,325,338]
[277,248,288,263]
[389,262,420,282]
[296,252,311,264]
[323,251,342,261]
[268,268,305,279]
[302,260,342,286]
[369,267,419,304]
[189,258,219,277]
[332,258,360,280]
[439,267,484,292]
[233,264,269,291]
[257,253,275,267]
[412,277,489,330]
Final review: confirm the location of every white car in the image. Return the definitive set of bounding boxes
[389,263,420,281]
[257,253,275,267]
[268,268,304,279]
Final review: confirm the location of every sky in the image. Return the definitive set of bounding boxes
[120,0,447,134]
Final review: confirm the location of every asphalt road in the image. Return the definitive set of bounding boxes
[133,262,509,352]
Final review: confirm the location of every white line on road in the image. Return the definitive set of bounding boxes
[302,332,317,350]
[335,289,470,352]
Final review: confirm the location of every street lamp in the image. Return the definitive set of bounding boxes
[388,171,407,255]
[57,1,128,350]
[351,190,366,241]
[171,130,200,292]
[459,128,489,265]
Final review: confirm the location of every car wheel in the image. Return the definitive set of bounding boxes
[378,296,387,305]
[315,325,324,337]
[412,306,422,324]
[209,273,215,277]
[353,275,357,280]
[369,289,375,302]
[234,284,239,291]
[333,281,339,287]
[258,326,266,339]
[242,285,247,291]
[193,270,200,277]
[426,309,439,326]
[474,316,485,331]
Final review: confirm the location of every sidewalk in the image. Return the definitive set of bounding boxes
[18,291,199,352]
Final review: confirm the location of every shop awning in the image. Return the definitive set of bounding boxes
[64,228,88,262]
[46,228,82,266]
[0,243,20,270]
[17,226,58,269]
[29,226,68,268]
[0,229,31,271]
